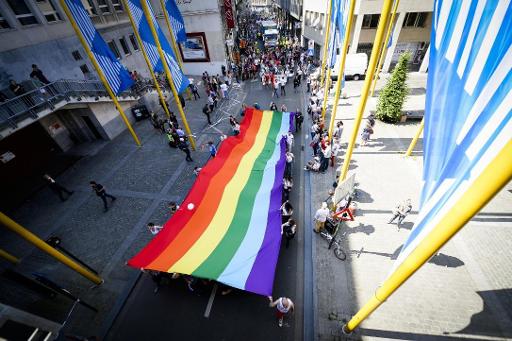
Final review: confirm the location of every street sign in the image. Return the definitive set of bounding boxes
[308,39,314,56]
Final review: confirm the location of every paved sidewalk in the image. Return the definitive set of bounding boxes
[0,79,246,338]
[310,73,512,340]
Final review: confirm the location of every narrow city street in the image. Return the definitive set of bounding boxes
[105,78,308,341]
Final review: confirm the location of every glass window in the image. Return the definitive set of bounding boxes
[83,0,97,15]
[129,34,139,51]
[72,50,82,60]
[119,37,130,55]
[35,0,62,23]
[108,40,121,59]
[80,64,90,74]
[6,0,38,26]
[0,9,11,29]
[97,0,110,14]
[403,12,429,28]
[111,0,123,12]
[362,14,380,29]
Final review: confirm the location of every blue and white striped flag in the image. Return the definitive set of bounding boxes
[63,0,133,94]
[327,0,341,69]
[328,0,350,69]
[391,0,511,273]
[126,0,189,94]
[164,0,187,43]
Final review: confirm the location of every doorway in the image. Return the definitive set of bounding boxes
[81,115,102,140]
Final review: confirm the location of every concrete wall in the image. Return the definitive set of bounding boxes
[38,113,74,152]
[88,100,137,140]
[153,0,228,76]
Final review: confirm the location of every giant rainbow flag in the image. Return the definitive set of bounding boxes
[128,108,294,295]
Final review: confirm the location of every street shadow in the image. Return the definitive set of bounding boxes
[455,289,512,339]
[346,223,375,236]
[354,189,373,203]
[363,137,424,152]
[353,244,465,268]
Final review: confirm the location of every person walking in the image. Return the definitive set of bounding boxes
[320,141,331,173]
[314,202,330,233]
[281,218,297,249]
[178,138,193,162]
[388,199,412,226]
[286,131,294,151]
[202,103,212,125]
[90,181,116,212]
[272,79,279,98]
[168,201,180,215]
[43,174,73,201]
[295,110,303,132]
[285,151,294,178]
[280,200,293,224]
[208,141,217,158]
[334,121,344,139]
[147,222,163,235]
[268,296,294,327]
[29,64,50,84]
[190,83,200,100]
[220,82,229,99]
[280,78,286,96]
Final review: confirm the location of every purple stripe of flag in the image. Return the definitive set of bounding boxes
[244,137,287,295]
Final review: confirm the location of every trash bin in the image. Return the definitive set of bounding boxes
[131,104,149,121]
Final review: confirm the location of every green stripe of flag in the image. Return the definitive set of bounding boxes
[192,111,283,278]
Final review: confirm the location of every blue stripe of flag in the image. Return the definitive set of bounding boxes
[165,0,187,43]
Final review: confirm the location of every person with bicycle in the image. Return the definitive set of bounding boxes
[314,202,330,233]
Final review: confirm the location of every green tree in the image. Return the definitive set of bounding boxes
[376,52,411,123]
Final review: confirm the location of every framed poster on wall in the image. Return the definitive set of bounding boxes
[178,32,210,63]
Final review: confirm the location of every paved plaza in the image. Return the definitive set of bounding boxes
[311,74,512,340]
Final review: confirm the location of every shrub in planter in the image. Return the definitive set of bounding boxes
[376,52,411,123]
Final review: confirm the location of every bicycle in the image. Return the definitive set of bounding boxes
[319,218,347,261]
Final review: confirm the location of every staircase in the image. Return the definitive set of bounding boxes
[0,79,150,138]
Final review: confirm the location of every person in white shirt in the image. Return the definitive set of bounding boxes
[147,222,163,235]
[314,202,330,233]
[286,131,294,151]
[268,296,295,327]
[331,138,341,167]
[220,82,229,99]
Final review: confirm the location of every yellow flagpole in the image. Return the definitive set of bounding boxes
[122,0,171,118]
[0,212,103,284]
[0,248,20,264]
[370,0,400,97]
[344,140,512,333]
[319,0,333,88]
[405,117,424,156]
[140,0,196,150]
[339,0,394,182]
[59,0,141,147]
[328,0,356,141]
[321,69,332,121]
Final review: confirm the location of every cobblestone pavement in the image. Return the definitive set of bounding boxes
[311,73,512,340]
[0,78,247,338]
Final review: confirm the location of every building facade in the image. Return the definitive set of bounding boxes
[0,0,238,211]
[301,0,433,72]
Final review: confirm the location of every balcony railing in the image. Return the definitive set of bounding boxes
[0,79,151,131]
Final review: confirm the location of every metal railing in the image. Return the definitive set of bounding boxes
[0,79,151,130]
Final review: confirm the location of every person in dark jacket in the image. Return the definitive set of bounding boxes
[90,181,116,212]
